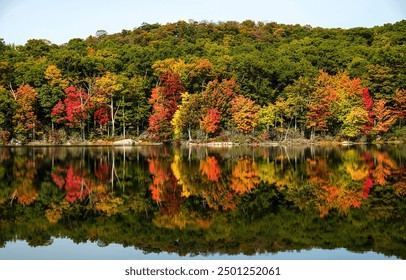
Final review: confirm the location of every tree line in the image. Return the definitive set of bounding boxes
[0,19,405,143]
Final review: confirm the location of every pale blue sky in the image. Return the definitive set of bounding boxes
[0,0,405,45]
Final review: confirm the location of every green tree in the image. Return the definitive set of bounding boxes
[0,86,15,142]
[124,75,151,136]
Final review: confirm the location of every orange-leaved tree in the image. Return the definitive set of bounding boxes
[200,108,220,138]
[230,95,260,133]
[12,84,39,142]
[372,99,397,135]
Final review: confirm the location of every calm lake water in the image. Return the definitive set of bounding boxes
[0,145,404,260]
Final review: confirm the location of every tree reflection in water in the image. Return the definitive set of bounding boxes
[0,145,404,258]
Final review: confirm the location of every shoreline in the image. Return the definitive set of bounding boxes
[1,139,404,148]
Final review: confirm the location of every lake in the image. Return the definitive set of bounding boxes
[0,144,404,260]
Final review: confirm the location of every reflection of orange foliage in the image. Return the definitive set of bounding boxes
[373,151,397,186]
[230,157,260,194]
[199,156,221,181]
[148,158,170,186]
[306,158,331,185]
[317,185,363,217]
[199,181,237,211]
[149,185,162,202]
[148,157,185,214]
[12,160,38,206]
[11,187,38,206]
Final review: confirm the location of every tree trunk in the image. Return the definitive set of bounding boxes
[284,118,292,141]
[111,98,115,137]
[122,96,126,138]
[81,125,85,141]
[188,125,192,141]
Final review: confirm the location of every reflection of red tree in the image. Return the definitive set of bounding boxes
[65,166,89,202]
[199,156,221,182]
[51,173,65,189]
[148,158,185,214]
[363,176,374,198]
[51,164,90,202]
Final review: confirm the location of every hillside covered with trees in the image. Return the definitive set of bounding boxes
[0,20,405,144]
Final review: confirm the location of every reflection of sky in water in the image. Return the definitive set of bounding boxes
[0,238,398,260]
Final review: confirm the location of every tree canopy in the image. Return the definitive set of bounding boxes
[0,20,405,143]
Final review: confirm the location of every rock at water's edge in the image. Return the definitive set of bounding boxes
[112,139,138,146]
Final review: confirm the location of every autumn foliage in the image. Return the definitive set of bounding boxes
[372,99,397,135]
[200,108,220,135]
[12,85,39,141]
[230,95,260,133]
[148,73,185,142]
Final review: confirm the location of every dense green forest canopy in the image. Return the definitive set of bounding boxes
[0,20,405,143]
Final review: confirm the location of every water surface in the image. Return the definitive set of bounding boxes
[0,145,404,259]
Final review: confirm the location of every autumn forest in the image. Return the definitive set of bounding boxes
[0,20,405,144]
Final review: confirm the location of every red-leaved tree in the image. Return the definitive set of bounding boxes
[148,73,185,142]
[362,88,374,135]
[51,86,92,140]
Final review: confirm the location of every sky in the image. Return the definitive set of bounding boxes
[0,0,405,45]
